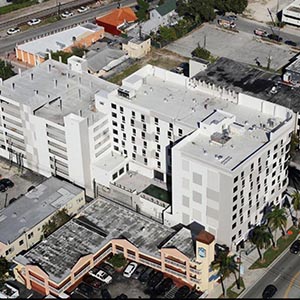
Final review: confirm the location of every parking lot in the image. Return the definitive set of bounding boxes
[166,23,296,70]
[0,157,45,209]
[71,261,202,299]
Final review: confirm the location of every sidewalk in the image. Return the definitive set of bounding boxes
[207,215,295,298]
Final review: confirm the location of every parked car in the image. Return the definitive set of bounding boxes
[123,262,138,278]
[27,18,41,26]
[268,34,282,42]
[147,271,163,289]
[101,288,112,299]
[290,240,300,254]
[0,183,7,193]
[175,285,190,299]
[0,178,14,188]
[98,262,115,275]
[76,282,93,298]
[89,269,112,284]
[7,27,20,35]
[61,11,73,18]
[154,277,173,296]
[254,28,268,37]
[132,264,147,280]
[285,40,297,47]
[77,6,89,13]
[139,267,153,283]
[262,284,277,299]
[115,294,128,299]
[83,275,103,289]
[228,14,237,20]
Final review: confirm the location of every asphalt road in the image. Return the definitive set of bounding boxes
[0,0,136,55]
[242,245,300,299]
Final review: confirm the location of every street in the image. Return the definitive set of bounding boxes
[0,0,136,55]
[242,246,300,298]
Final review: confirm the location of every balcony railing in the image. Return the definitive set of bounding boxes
[165,266,186,278]
[140,258,161,269]
[165,258,185,269]
[94,248,112,264]
[74,265,90,281]
[190,267,201,275]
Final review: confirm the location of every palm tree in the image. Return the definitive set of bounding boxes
[292,191,300,226]
[250,225,272,262]
[266,207,287,247]
[211,251,240,296]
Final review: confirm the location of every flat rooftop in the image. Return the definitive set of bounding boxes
[286,57,300,73]
[194,57,300,112]
[285,0,300,13]
[0,59,117,125]
[93,151,125,172]
[0,176,83,244]
[17,24,103,57]
[16,198,200,283]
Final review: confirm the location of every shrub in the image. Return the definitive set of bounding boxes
[108,254,127,268]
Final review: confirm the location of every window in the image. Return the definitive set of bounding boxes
[232,213,237,220]
[233,186,238,193]
[132,153,136,160]
[111,103,117,109]
[131,136,135,144]
[155,117,159,125]
[141,114,145,122]
[124,149,127,156]
[232,204,237,211]
[257,176,260,183]
[121,141,125,147]
[178,128,183,136]
[123,133,126,140]
[251,163,254,171]
[112,121,118,127]
[19,240,24,246]
[274,144,278,151]
[131,119,135,126]
[133,145,137,152]
[242,179,245,188]
[258,166,262,174]
[233,195,238,202]
[155,152,159,159]
[168,131,172,139]
[156,127,160,134]
[28,232,34,239]
[157,144,161,152]
[143,124,147,131]
[273,153,277,159]
[258,157,261,165]
[120,106,124,114]
[239,208,243,216]
[132,128,136,136]
[231,235,236,242]
[238,229,242,237]
[122,116,125,123]
[169,123,173,130]
[155,135,159,142]
[157,161,161,168]
[112,112,117,118]
[114,145,119,151]
[121,124,124,131]
[241,171,244,178]
[141,132,145,139]
[249,200,252,208]
[144,158,148,165]
[113,129,118,135]
[144,141,147,149]
[267,150,270,158]
[234,176,238,183]
[142,149,146,156]
[232,222,237,229]
[132,111,135,119]
[113,137,118,143]
[248,210,250,218]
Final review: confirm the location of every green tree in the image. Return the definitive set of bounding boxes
[136,0,149,21]
[191,46,211,60]
[42,208,71,237]
[250,225,272,261]
[211,251,240,296]
[48,46,87,64]
[266,206,287,246]
[158,26,177,42]
[292,191,300,225]
[0,59,16,80]
[0,257,10,284]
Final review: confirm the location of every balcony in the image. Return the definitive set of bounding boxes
[127,253,136,260]
[140,258,161,269]
[190,277,200,283]
[165,266,186,279]
[74,265,91,281]
[94,248,112,264]
[190,267,201,275]
[165,258,185,270]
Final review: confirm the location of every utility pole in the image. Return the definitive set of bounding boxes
[267,52,272,70]
[203,34,207,49]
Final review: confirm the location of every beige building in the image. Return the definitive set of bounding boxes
[122,37,151,59]
[0,177,85,261]
[13,198,217,297]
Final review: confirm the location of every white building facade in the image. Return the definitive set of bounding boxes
[282,0,300,26]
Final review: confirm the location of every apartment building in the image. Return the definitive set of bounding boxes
[95,64,295,248]
[14,198,216,297]
[282,0,300,26]
[0,57,117,196]
[0,177,85,261]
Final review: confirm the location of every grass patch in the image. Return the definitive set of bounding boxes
[0,0,38,15]
[226,278,245,298]
[249,226,299,269]
[107,63,142,85]
[108,253,127,269]
[143,184,171,203]
[148,56,180,70]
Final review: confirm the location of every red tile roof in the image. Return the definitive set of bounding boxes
[196,230,215,245]
[96,7,137,27]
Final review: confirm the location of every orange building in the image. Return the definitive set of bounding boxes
[16,23,104,66]
[13,198,218,298]
[96,7,137,35]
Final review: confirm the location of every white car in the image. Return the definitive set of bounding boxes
[77,6,89,13]
[61,11,74,18]
[90,270,112,284]
[7,27,20,35]
[123,262,138,278]
[27,18,41,26]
